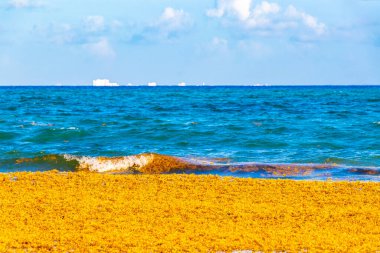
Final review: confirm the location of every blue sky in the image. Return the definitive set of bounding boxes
[0,0,380,85]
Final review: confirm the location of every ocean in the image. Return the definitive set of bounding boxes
[1,86,379,180]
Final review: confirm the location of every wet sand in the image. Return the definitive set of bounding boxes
[0,171,379,252]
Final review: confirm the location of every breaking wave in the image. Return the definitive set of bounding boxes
[2,153,379,181]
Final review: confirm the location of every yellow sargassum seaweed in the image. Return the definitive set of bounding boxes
[0,172,379,252]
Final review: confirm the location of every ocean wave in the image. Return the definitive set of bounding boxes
[4,153,380,180]
[63,154,153,173]
[64,153,199,173]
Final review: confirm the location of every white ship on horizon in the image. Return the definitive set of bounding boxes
[178,82,186,86]
[93,79,119,87]
[252,83,269,86]
[148,82,157,87]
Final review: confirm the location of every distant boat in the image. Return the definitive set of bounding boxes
[93,79,119,87]
[252,83,269,86]
[178,82,186,86]
[148,82,157,87]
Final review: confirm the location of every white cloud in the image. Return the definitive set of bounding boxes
[285,5,326,35]
[245,1,280,28]
[37,14,123,59]
[8,0,45,8]
[84,38,115,58]
[45,15,122,45]
[84,16,105,33]
[130,7,192,43]
[207,0,251,21]
[207,0,326,36]
[157,7,192,35]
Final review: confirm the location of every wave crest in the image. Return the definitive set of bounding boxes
[63,153,195,173]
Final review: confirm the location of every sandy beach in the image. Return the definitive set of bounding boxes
[0,171,379,252]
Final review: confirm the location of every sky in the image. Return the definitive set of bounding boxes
[0,0,380,85]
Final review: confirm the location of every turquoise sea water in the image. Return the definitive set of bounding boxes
[1,86,379,180]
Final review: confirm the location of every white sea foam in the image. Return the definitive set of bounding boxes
[29,121,54,127]
[60,127,79,130]
[63,154,153,172]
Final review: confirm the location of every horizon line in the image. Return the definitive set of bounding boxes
[1,84,380,87]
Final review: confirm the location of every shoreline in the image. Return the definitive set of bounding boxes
[5,153,380,180]
[1,171,379,251]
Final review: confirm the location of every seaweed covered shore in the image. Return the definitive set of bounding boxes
[0,171,379,252]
